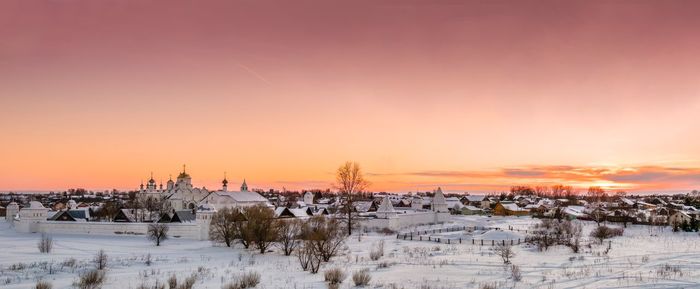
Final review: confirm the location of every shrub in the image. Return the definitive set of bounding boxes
[34,280,52,289]
[38,234,53,254]
[527,219,582,252]
[492,243,515,264]
[378,228,395,235]
[656,263,683,279]
[590,226,623,243]
[76,269,106,289]
[94,250,108,270]
[352,269,371,287]
[377,261,392,269]
[178,275,196,289]
[167,274,197,289]
[168,275,177,289]
[369,240,384,261]
[324,267,346,285]
[62,258,77,268]
[510,264,522,282]
[222,271,260,289]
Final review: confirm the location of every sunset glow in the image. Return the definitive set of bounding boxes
[1,0,700,193]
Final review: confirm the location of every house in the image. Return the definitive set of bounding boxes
[167,210,196,223]
[113,209,136,222]
[48,210,89,222]
[562,206,586,220]
[461,205,484,215]
[493,202,530,216]
[274,207,312,219]
[669,211,693,227]
[462,195,490,209]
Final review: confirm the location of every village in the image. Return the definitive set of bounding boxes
[1,165,700,289]
[3,179,700,234]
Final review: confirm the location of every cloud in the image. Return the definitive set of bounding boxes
[369,164,700,191]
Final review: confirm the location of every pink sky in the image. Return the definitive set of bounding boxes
[1,0,700,193]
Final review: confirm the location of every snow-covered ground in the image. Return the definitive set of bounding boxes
[1,216,700,289]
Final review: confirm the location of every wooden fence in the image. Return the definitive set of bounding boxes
[396,225,528,246]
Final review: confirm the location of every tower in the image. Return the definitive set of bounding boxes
[376,196,397,219]
[5,202,19,224]
[147,172,156,190]
[431,187,448,213]
[176,164,193,189]
[196,203,217,241]
[303,191,314,205]
[16,201,48,233]
[222,172,228,192]
[240,179,248,192]
[167,175,174,190]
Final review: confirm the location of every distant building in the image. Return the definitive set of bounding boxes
[139,166,268,210]
[493,202,530,216]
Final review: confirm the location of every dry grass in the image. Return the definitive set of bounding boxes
[352,269,371,287]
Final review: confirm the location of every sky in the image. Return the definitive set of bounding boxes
[1,0,700,193]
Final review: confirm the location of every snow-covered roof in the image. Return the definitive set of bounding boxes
[563,206,586,217]
[463,205,483,211]
[620,198,635,206]
[377,196,395,213]
[28,201,45,209]
[464,195,487,202]
[501,203,528,212]
[214,191,269,203]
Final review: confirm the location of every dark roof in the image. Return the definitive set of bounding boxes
[113,209,136,222]
[171,210,196,223]
[67,210,87,220]
[48,210,77,221]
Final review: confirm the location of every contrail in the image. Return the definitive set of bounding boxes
[236,63,272,86]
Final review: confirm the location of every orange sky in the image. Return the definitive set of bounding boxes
[1,0,700,193]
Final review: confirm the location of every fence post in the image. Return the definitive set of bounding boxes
[481,240,483,246]
[429,236,431,241]
[472,239,475,245]
[502,240,505,246]
[492,240,495,246]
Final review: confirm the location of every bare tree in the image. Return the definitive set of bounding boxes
[148,223,169,246]
[296,240,321,273]
[209,207,245,247]
[276,219,302,256]
[493,243,515,264]
[244,204,279,254]
[587,186,608,203]
[94,249,108,270]
[301,216,346,262]
[590,206,606,227]
[37,233,53,253]
[335,161,369,236]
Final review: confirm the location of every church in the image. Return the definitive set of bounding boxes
[139,165,269,210]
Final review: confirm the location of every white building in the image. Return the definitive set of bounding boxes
[139,166,268,210]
